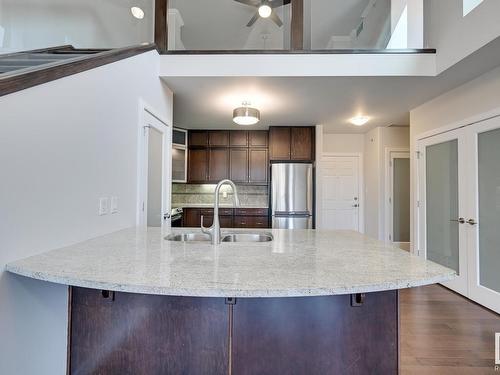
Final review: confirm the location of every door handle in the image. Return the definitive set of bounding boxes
[353,204,359,208]
[164,213,171,220]
[467,219,478,226]
[450,218,465,224]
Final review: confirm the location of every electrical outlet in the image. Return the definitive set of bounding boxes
[99,197,109,216]
[111,196,119,214]
[222,191,228,199]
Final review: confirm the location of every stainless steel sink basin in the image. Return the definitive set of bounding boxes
[221,233,274,243]
[166,232,274,243]
[165,233,211,242]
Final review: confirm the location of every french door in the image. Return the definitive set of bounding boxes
[418,116,500,313]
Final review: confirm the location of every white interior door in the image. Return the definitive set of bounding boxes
[319,156,361,231]
[418,129,468,295]
[139,109,171,229]
[466,116,500,313]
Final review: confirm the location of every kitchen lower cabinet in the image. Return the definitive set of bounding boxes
[182,208,269,229]
[69,288,398,375]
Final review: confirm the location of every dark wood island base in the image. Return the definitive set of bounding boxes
[68,287,399,375]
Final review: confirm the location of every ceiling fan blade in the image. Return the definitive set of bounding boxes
[234,0,261,7]
[270,0,291,8]
[269,11,283,27]
[247,12,260,27]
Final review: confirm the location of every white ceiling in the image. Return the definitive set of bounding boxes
[163,36,500,134]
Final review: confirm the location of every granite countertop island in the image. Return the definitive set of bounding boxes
[6,227,454,298]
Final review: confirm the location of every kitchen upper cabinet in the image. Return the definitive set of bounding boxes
[188,149,208,183]
[208,148,230,182]
[269,127,291,160]
[230,148,249,183]
[188,130,269,184]
[209,131,230,147]
[249,131,268,147]
[291,127,314,161]
[269,127,314,161]
[230,131,249,147]
[189,131,208,147]
[249,149,268,184]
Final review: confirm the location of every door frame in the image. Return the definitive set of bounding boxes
[317,153,364,233]
[384,148,410,247]
[136,100,172,228]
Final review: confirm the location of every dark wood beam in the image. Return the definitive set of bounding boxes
[155,0,168,53]
[291,0,304,50]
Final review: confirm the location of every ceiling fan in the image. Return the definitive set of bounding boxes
[234,0,291,27]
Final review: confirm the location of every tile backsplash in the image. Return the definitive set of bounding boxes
[172,184,268,207]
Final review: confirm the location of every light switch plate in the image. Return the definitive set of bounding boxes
[111,196,119,214]
[99,197,109,216]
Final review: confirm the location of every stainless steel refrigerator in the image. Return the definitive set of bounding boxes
[271,163,313,229]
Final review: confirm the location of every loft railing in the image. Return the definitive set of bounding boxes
[0,0,429,56]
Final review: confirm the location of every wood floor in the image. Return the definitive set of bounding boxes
[400,285,500,374]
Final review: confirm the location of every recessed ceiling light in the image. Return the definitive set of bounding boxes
[131,6,145,19]
[349,116,370,126]
[233,102,261,126]
[258,5,272,18]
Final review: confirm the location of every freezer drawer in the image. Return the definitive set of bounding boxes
[272,216,312,229]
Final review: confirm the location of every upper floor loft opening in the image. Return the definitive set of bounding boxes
[0,0,429,55]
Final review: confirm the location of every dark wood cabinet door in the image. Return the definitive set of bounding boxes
[249,149,268,184]
[230,131,249,147]
[189,130,208,147]
[249,131,268,147]
[234,216,270,229]
[230,149,249,183]
[183,208,201,227]
[188,149,208,183]
[269,127,291,160]
[219,215,233,228]
[208,148,230,182]
[209,131,230,147]
[291,127,314,161]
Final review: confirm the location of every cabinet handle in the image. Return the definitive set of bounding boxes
[467,219,478,226]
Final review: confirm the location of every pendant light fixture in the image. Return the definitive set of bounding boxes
[233,102,261,126]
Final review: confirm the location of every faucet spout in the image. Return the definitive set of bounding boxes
[201,179,240,245]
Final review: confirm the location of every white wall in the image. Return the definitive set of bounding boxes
[424,0,500,73]
[0,0,154,53]
[323,133,364,153]
[0,51,173,375]
[409,64,500,252]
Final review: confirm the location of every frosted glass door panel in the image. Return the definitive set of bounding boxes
[393,158,410,242]
[426,140,459,273]
[477,128,500,293]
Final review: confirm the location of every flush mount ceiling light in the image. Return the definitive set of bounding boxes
[233,102,261,126]
[349,115,370,126]
[131,6,145,19]
[258,4,273,18]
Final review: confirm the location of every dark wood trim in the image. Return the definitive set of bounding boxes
[291,0,304,50]
[155,0,168,53]
[0,43,156,97]
[162,48,437,55]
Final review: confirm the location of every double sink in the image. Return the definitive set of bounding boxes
[166,232,274,243]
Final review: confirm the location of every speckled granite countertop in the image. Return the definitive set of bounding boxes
[5,228,455,298]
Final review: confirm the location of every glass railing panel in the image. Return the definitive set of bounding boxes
[305,0,395,50]
[0,0,154,54]
[167,0,291,51]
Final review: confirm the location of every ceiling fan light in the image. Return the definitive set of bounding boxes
[233,106,261,126]
[258,4,272,18]
[131,6,145,19]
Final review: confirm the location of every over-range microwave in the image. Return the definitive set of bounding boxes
[172,128,187,183]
